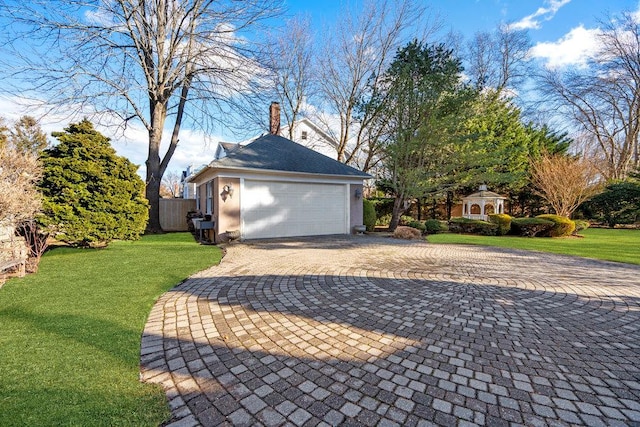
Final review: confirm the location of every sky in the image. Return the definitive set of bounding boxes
[1,0,639,177]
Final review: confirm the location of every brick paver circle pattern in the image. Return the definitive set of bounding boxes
[141,236,640,427]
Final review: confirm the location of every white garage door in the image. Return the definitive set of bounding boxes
[242,180,348,239]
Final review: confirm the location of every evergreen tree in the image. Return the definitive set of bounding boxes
[10,116,48,155]
[39,120,148,246]
[367,40,474,230]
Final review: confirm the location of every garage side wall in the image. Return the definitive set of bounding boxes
[217,177,241,241]
[350,183,364,232]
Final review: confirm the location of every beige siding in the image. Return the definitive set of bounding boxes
[159,199,197,231]
[217,177,241,241]
[349,183,364,231]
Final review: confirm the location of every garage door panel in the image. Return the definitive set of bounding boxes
[243,181,347,239]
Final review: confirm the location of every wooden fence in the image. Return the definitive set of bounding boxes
[159,199,197,231]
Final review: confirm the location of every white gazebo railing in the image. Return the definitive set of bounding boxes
[462,185,506,221]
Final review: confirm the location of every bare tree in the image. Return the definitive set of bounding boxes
[530,152,602,218]
[538,10,640,180]
[315,0,435,165]
[161,170,182,198]
[0,117,8,149]
[466,23,531,92]
[0,146,42,227]
[0,0,282,232]
[261,15,315,140]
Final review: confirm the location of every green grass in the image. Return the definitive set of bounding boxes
[428,227,640,265]
[0,233,222,426]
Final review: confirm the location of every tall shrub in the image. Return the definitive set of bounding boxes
[363,199,377,232]
[39,120,148,247]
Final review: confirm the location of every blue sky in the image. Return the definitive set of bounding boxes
[287,0,638,42]
[2,0,639,175]
[285,0,639,69]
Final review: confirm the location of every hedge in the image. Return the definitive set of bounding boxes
[510,217,554,237]
[448,217,498,236]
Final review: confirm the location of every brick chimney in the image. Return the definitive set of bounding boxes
[269,101,280,135]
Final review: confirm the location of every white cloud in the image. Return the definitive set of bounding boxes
[509,0,571,30]
[529,25,602,69]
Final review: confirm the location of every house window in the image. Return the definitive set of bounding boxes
[206,182,213,214]
[196,186,201,211]
[301,130,308,140]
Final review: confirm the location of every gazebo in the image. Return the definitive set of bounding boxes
[462,185,507,221]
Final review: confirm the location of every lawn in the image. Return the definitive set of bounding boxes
[428,227,640,265]
[0,233,222,426]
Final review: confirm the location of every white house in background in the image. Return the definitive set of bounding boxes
[213,117,341,162]
[280,117,340,160]
[180,164,205,199]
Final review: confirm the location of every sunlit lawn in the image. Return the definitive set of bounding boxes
[0,233,222,426]
[428,227,640,265]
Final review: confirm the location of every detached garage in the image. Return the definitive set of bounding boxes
[189,133,371,242]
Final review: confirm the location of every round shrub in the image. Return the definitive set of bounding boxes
[424,219,444,234]
[393,226,423,240]
[511,217,554,237]
[363,199,376,232]
[536,214,576,237]
[488,214,512,236]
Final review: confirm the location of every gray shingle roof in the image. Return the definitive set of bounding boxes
[209,134,371,178]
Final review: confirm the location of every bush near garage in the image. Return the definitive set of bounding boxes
[510,217,554,237]
[536,214,576,237]
[488,214,512,236]
[363,199,377,232]
[448,217,498,236]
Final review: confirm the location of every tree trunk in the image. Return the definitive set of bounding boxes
[145,163,162,233]
[446,191,453,220]
[389,196,405,231]
[145,102,167,233]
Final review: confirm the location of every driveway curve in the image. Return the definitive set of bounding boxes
[141,236,640,427]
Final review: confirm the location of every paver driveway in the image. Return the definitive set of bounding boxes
[141,236,640,427]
